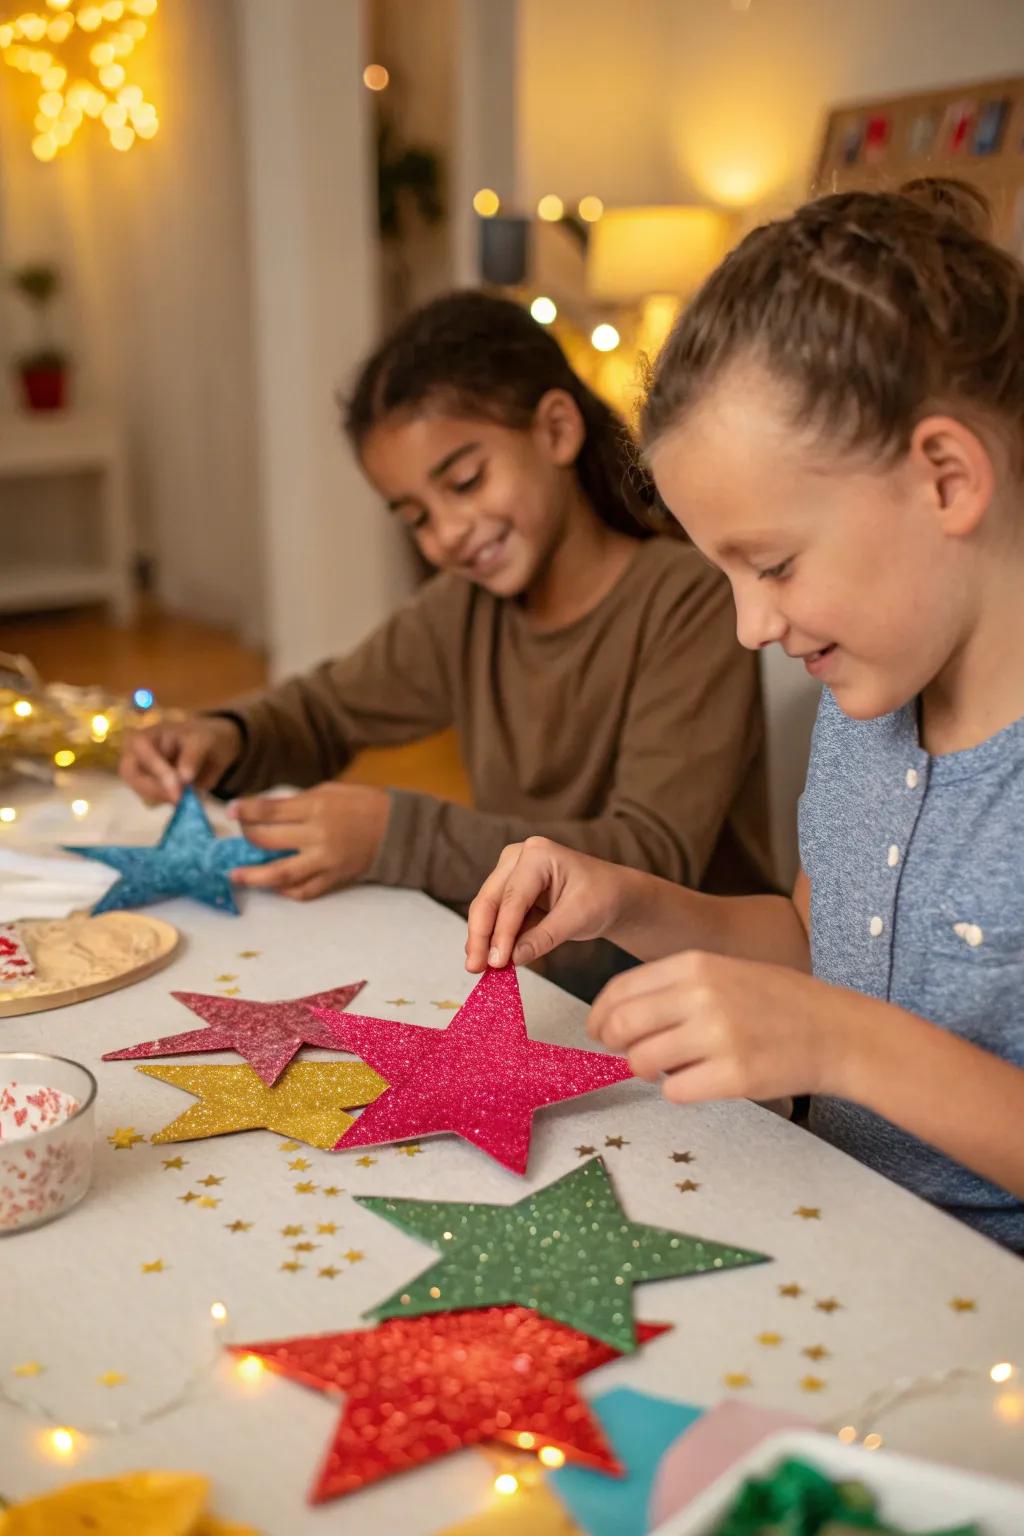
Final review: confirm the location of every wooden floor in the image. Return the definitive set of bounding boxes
[0,603,471,803]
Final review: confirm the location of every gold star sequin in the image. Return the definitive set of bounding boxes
[221,987,241,997]
[12,1361,43,1378]
[279,1140,301,1152]
[178,1191,199,1204]
[288,1157,311,1171]
[431,999,462,1010]
[779,1283,803,1298]
[800,1375,827,1392]
[161,1156,187,1171]
[293,1241,318,1253]
[281,1224,304,1237]
[294,1181,317,1194]
[226,1220,252,1234]
[604,1135,629,1149]
[139,1060,386,1148]
[280,1261,304,1274]
[723,1372,752,1389]
[815,1297,842,1314]
[575,1145,597,1157]
[319,1265,341,1279]
[794,1206,821,1220]
[322,1185,343,1197]
[396,1144,423,1157]
[108,1127,145,1150]
[239,950,261,959]
[671,1151,695,1164]
[317,1222,339,1235]
[803,1345,830,1361]
[950,1296,977,1312]
[676,1179,700,1193]
[216,974,238,983]
[199,1175,224,1187]
[385,997,412,1006]
[197,1196,220,1209]
[141,1259,166,1274]
[97,1370,127,1388]
[343,1249,365,1264]
[354,1156,377,1168]
[757,1332,782,1347]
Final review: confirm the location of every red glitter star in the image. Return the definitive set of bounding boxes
[103,983,366,1086]
[313,967,632,1174]
[231,1307,669,1502]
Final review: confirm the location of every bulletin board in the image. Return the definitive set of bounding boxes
[814,75,1024,256]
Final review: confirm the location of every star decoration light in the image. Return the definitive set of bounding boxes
[107,1126,144,1150]
[360,1157,769,1354]
[230,1308,670,1502]
[0,0,161,164]
[315,967,633,1175]
[139,1060,386,1148]
[65,786,292,916]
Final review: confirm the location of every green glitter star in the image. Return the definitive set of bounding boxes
[358,1157,769,1353]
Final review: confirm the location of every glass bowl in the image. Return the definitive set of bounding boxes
[0,1052,97,1233]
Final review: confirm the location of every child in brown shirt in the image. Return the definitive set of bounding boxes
[120,291,774,997]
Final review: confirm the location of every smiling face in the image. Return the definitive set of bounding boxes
[649,365,990,720]
[359,394,585,599]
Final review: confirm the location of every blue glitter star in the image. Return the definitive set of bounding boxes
[64,787,290,916]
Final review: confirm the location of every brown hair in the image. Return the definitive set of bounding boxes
[344,290,656,538]
[641,178,1024,467]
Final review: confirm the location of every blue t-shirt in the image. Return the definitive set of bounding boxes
[799,687,1024,1250]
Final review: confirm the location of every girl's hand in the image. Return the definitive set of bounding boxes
[228,783,391,902]
[588,950,872,1105]
[119,717,242,806]
[465,837,635,972]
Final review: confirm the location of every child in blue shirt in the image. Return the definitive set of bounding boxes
[466,178,1024,1249]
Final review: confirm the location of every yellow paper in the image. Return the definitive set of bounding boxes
[434,1483,581,1536]
[0,1471,209,1536]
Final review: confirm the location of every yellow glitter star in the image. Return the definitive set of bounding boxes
[239,950,261,959]
[138,1060,386,1148]
[281,1224,304,1237]
[723,1372,752,1389]
[322,1186,343,1197]
[396,1145,423,1157]
[794,1206,821,1220]
[803,1345,830,1361]
[815,1297,842,1314]
[318,1265,341,1279]
[385,997,412,1006]
[317,1222,339,1235]
[178,1191,199,1204]
[800,1375,827,1392]
[225,1220,252,1234]
[97,1371,126,1388]
[12,1361,43,1378]
[280,1261,304,1274]
[288,1157,311,1171]
[294,1181,317,1194]
[161,1156,186,1171]
[293,1241,319,1253]
[141,1259,166,1274]
[279,1140,301,1152]
[343,1249,365,1264]
[354,1156,377,1168]
[431,999,462,1010]
[757,1332,783,1347]
[779,1283,803,1299]
[108,1127,145,1150]
[950,1296,977,1312]
[216,974,238,983]
[198,1175,224,1187]
[197,1195,220,1209]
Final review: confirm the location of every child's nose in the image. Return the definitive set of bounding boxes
[735,589,787,652]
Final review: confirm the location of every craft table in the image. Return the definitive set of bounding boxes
[1,776,1022,1534]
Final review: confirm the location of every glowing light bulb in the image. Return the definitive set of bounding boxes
[538,1445,565,1468]
[537,194,564,222]
[578,194,604,222]
[991,1362,1015,1384]
[123,16,146,36]
[70,799,89,818]
[362,63,389,91]
[54,749,76,768]
[209,1300,228,1322]
[109,123,135,151]
[13,699,33,718]
[530,296,557,325]
[590,323,620,353]
[102,101,127,128]
[472,187,500,218]
[118,83,143,107]
[133,686,154,709]
[110,30,134,55]
[99,62,125,89]
[46,16,73,40]
[60,103,83,127]
[134,116,158,139]
[863,1433,883,1451]
[90,39,114,64]
[52,120,74,145]
[0,807,17,824]
[837,1425,858,1444]
[494,1473,518,1496]
[29,48,53,73]
[47,1426,75,1457]
[41,64,66,88]
[102,0,124,16]
[19,14,48,42]
[39,90,63,116]
[130,0,157,16]
[90,712,111,739]
[236,1354,265,1383]
[76,5,103,29]
[46,0,73,9]
[516,1432,536,1449]
[0,24,14,46]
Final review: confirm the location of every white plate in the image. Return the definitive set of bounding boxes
[651,1429,1024,1534]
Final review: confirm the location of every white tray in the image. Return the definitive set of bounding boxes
[650,1429,1024,1534]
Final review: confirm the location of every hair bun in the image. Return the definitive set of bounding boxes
[899,176,994,238]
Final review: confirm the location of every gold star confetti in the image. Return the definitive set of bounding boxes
[803,1345,830,1361]
[317,1222,339,1236]
[723,1372,752,1389]
[815,1297,842,1314]
[431,999,462,1010]
[800,1375,827,1392]
[281,1224,304,1237]
[757,1332,782,1347]
[604,1135,629,1149]
[322,1186,343,1197]
[141,1259,166,1274]
[575,1145,596,1157]
[294,1181,317,1194]
[280,1261,304,1274]
[161,1156,186,1171]
[794,1206,821,1220]
[293,1241,319,1253]
[197,1195,220,1209]
[216,974,238,983]
[354,1155,377,1168]
[950,1296,977,1312]
[225,1220,252,1234]
[198,1174,224,1187]
[343,1249,365,1264]
[108,1127,145,1150]
[676,1179,700,1193]
[319,1265,342,1279]
[97,1370,127,1389]
[396,1144,423,1157]
[239,950,261,959]
[671,1151,695,1164]
[138,1060,386,1149]
[178,1191,199,1204]
[779,1283,803,1299]
[288,1157,311,1171]
[12,1362,43,1378]
[278,1140,301,1152]
[221,987,240,997]
[385,997,412,1006]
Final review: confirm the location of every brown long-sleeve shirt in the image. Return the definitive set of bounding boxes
[214,538,774,993]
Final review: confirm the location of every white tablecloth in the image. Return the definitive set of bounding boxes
[1,778,1022,1533]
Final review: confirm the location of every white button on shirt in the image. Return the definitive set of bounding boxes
[887,844,900,867]
[869,915,884,937]
[906,768,919,789]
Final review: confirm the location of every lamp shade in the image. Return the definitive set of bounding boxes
[587,206,731,302]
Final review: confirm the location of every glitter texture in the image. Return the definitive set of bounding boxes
[360,1157,769,1354]
[139,1061,387,1148]
[313,966,633,1174]
[64,787,292,916]
[229,1307,670,1503]
[103,982,366,1086]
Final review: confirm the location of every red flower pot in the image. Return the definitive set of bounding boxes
[20,366,67,411]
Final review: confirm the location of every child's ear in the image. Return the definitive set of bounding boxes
[910,415,996,538]
[533,389,586,467]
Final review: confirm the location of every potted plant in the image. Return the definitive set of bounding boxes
[10,263,69,411]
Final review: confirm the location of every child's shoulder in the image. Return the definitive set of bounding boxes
[625,533,731,605]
